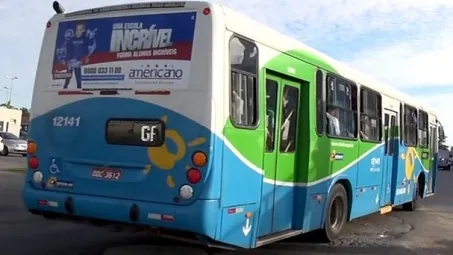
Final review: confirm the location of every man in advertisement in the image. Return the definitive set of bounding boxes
[60,22,97,89]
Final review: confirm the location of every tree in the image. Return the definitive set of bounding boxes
[0,101,14,109]
[20,107,29,113]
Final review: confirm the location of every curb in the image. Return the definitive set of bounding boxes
[0,168,27,173]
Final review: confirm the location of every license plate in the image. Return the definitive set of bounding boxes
[92,167,122,180]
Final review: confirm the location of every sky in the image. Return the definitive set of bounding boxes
[0,0,452,145]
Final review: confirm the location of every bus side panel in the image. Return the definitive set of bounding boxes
[217,29,262,248]
[392,143,423,206]
[350,143,384,219]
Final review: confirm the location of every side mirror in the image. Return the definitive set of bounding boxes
[439,125,446,140]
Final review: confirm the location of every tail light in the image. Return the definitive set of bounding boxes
[203,7,211,15]
[29,156,40,169]
[187,168,202,184]
[27,141,37,155]
[192,151,207,167]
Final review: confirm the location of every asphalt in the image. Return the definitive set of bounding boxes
[1,165,453,255]
[0,154,26,170]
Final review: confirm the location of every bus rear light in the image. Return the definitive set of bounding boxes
[179,185,194,200]
[32,171,43,183]
[27,141,37,154]
[192,151,207,167]
[187,168,202,184]
[29,156,40,169]
[203,7,211,15]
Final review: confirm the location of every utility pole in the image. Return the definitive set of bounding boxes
[4,75,18,106]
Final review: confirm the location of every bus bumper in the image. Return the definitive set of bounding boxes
[22,183,220,241]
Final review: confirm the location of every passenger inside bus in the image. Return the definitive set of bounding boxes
[360,115,370,140]
[281,89,296,152]
[326,106,340,136]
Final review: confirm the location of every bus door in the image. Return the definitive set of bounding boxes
[380,109,398,206]
[427,123,438,194]
[258,72,300,236]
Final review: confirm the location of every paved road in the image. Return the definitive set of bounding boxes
[0,154,26,170]
[1,169,453,255]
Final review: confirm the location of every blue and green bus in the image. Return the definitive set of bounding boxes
[23,1,445,250]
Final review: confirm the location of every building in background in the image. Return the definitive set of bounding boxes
[0,107,22,137]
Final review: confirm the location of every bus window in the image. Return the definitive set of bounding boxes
[326,75,357,139]
[229,36,258,127]
[360,87,382,142]
[316,70,324,135]
[280,85,299,153]
[418,110,429,148]
[403,105,418,147]
[266,79,278,152]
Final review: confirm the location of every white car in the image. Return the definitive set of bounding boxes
[0,132,28,156]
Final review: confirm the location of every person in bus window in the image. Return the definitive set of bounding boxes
[232,88,244,125]
[360,115,370,140]
[266,94,275,145]
[326,106,340,136]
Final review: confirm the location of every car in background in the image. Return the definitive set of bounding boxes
[0,131,27,156]
[438,148,452,170]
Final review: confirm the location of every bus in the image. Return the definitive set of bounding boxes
[23,1,446,250]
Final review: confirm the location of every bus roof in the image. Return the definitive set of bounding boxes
[218,4,437,116]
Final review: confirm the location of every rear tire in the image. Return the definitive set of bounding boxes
[402,180,420,211]
[1,146,8,156]
[321,184,348,242]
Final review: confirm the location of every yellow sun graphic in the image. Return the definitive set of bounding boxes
[401,147,417,181]
[143,115,207,188]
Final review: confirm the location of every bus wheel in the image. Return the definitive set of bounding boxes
[322,183,348,242]
[402,180,420,211]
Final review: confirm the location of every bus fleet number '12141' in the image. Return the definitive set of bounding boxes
[52,116,81,127]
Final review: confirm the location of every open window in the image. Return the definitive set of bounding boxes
[325,75,358,139]
[418,110,428,148]
[360,87,382,142]
[229,36,259,128]
[403,105,418,147]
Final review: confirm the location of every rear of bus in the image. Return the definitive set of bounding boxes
[23,1,224,242]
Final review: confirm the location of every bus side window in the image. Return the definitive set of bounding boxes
[229,36,258,127]
[325,75,358,138]
[266,79,278,152]
[403,105,418,147]
[280,85,299,153]
[316,70,324,135]
[418,110,429,148]
[359,87,382,142]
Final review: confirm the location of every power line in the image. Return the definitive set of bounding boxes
[0,87,31,100]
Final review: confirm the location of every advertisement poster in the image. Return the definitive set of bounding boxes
[52,11,197,91]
